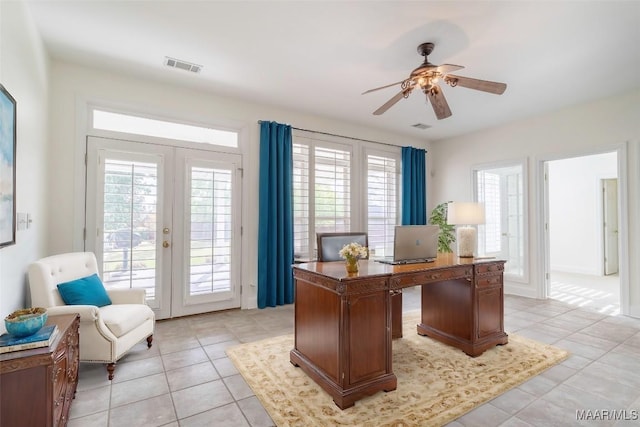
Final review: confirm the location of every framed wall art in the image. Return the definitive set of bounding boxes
[0,84,16,248]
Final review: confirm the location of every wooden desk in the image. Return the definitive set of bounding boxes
[289,253,507,409]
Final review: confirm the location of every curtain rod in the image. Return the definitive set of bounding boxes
[257,120,402,148]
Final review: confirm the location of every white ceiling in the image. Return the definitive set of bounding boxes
[25,1,640,141]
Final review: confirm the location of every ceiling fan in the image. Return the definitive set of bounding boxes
[362,42,507,120]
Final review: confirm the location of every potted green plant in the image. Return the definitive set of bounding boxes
[428,201,456,253]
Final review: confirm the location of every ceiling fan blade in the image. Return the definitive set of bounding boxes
[426,84,452,120]
[373,87,413,115]
[445,75,507,95]
[362,80,406,95]
[437,64,464,74]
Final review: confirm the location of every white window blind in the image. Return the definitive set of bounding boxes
[367,154,397,257]
[292,133,400,260]
[188,167,232,296]
[292,144,310,258]
[314,146,351,234]
[101,159,158,297]
[477,171,502,254]
[505,172,524,276]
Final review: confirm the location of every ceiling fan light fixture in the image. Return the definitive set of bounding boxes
[362,42,506,119]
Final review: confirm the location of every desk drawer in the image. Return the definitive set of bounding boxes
[476,274,502,288]
[391,266,472,289]
[475,262,504,275]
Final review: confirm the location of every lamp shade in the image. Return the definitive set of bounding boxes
[447,202,485,225]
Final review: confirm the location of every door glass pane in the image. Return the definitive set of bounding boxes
[93,109,238,147]
[188,166,232,297]
[101,159,158,299]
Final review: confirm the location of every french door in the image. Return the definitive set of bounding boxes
[475,163,526,280]
[602,178,619,275]
[86,136,242,319]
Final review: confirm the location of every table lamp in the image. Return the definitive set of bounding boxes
[447,202,485,258]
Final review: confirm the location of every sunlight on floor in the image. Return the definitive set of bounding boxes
[549,271,620,316]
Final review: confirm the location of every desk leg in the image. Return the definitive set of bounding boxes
[417,277,508,357]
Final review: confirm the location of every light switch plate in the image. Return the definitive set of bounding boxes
[17,213,27,230]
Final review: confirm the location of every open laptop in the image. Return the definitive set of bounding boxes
[376,225,439,265]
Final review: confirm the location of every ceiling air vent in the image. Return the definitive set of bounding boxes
[165,57,202,73]
[411,123,431,130]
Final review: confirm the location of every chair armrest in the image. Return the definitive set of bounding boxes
[107,288,146,304]
[45,305,100,321]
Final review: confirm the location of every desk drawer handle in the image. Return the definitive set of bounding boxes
[429,273,442,280]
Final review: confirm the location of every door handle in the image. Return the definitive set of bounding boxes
[163,227,171,247]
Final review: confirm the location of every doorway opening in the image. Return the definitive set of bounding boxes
[546,151,620,315]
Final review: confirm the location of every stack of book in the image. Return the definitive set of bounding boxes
[0,325,59,354]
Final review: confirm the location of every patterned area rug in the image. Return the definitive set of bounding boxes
[227,311,569,427]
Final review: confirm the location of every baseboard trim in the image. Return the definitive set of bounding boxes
[504,282,537,299]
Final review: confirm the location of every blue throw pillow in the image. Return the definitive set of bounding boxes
[57,274,112,307]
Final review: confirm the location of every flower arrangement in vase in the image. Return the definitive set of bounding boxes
[339,242,368,274]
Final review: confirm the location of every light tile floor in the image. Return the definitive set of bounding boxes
[69,287,640,426]
[550,271,620,316]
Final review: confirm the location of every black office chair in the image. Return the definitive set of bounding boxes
[316,232,368,262]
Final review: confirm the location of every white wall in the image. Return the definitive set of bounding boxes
[0,1,50,332]
[48,60,428,310]
[429,89,640,316]
[548,152,617,275]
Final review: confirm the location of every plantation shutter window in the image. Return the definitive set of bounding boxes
[314,146,351,234]
[292,143,310,259]
[292,132,401,260]
[367,154,398,257]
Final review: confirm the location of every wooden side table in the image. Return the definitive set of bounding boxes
[0,313,80,427]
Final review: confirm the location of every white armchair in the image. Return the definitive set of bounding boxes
[28,252,155,380]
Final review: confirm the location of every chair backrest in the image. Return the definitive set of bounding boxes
[28,252,100,308]
[316,232,368,262]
